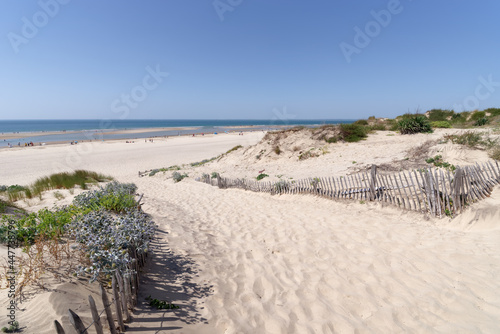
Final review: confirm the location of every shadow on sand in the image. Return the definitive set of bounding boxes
[127,228,214,332]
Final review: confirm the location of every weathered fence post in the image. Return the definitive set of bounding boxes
[54,320,66,334]
[88,295,104,334]
[116,272,130,323]
[112,275,126,332]
[100,284,117,334]
[124,273,134,309]
[68,309,88,334]
[369,165,377,201]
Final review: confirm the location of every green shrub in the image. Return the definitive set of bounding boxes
[474,117,489,126]
[397,115,433,134]
[425,155,455,171]
[354,119,368,126]
[427,109,454,122]
[430,121,452,128]
[368,123,387,131]
[256,173,269,181]
[470,111,486,121]
[0,200,7,214]
[443,131,483,148]
[72,182,137,213]
[172,172,188,183]
[450,112,467,124]
[274,146,281,155]
[338,124,368,142]
[0,206,78,244]
[484,108,500,117]
[211,172,219,179]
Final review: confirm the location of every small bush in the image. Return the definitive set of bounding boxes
[427,109,454,122]
[425,155,455,171]
[338,124,368,142]
[470,111,486,121]
[73,181,137,212]
[211,172,219,179]
[443,131,483,148]
[484,108,500,117]
[474,117,489,126]
[489,146,500,160]
[298,149,320,160]
[397,115,433,135]
[274,146,281,155]
[354,119,368,126]
[172,172,188,183]
[256,173,269,181]
[430,121,452,128]
[368,124,386,131]
[0,200,7,214]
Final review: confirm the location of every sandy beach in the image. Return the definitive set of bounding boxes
[1,129,499,333]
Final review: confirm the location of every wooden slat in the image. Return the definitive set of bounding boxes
[406,171,421,211]
[68,309,88,334]
[487,161,500,182]
[440,169,451,215]
[431,169,441,217]
[398,172,413,210]
[88,295,104,334]
[381,174,392,204]
[370,165,377,201]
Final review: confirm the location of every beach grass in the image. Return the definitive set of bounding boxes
[2,170,112,202]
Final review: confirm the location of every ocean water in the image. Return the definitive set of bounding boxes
[0,119,354,147]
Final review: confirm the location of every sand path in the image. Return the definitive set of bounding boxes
[127,177,500,333]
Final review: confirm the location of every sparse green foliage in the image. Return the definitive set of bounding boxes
[325,136,337,143]
[256,173,269,181]
[211,172,219,179]
[1,321,19,333]
[274,146,281,155]
[367,123,387,131]
[354,119,368,126]
[430,121,452,128]
[298,149,320,160]
[474,117,489,126]
[443,131,484,148]
[338,123,368,142]
[53,191,65,200]
[172,172,188,183]
[226,145,242,154]
[470,111,486,121]
[426,109,454,122]
[146,295,180,310]
[425,155,456,171]
[397,114,433,135]
[489,146,500,160]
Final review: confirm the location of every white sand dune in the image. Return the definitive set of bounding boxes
[1,129,500,333]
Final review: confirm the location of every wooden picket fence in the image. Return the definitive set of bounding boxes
[54,240,148,333]
[199,161,500,218]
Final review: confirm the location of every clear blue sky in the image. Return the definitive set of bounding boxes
[1,0,499,120]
